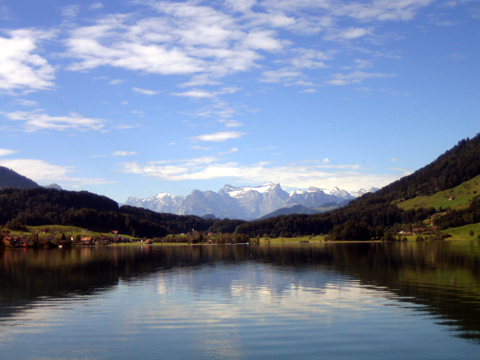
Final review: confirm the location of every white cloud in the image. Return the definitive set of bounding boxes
[0,149,17,156]
[64,4,266,78]
[225,0,256,13]
[112,151,138,156]
[119,158,408,190]
[242,29,286,51]
[0,29,56,91]
[90,3,104,10]
[3,110,107,132]
[61,5,80,18]
[325,27,369,41]
[179,74,221,87]
[172,87,240,99]
[218,147,239,155]
[219,119,243,127]
[172,89,216,98]
[130,110,144,116]
[133,87,159,95]
[190,131,246,142]
[354,59,373,69]
[16,99,37,106]
[300,88,316,93]
[0,159,113,186]
[191,145,212,151]
[259,67,303,83]
[109,79,124,85]
[327,71,396,85]
[60,0,431,95]
[332,0,435,21]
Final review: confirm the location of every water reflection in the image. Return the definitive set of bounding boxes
[1,242,480,358]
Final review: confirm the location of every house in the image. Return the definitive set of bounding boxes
[80,236,93,245]
[2,236,18,246]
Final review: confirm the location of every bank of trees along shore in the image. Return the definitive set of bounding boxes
[0,188,245,239]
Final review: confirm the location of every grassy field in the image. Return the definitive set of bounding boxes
[441,223,480,241]
[396,174,480,211]
[3,219,480,246]
[7,225,134,241]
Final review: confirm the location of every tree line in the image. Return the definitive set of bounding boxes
[0,188,245,238]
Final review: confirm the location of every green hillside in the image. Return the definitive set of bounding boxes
[396,175,480,211]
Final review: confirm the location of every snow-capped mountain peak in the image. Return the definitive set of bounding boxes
[125,183,379,220]
[223,182,281,198]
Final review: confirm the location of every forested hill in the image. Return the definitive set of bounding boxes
[0,187,119,225]
[235,134,480,238]
[0,166,39,190]
[0,187,237,237]
[373,134,480,201]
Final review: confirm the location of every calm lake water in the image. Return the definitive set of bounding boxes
[1,242,480,359]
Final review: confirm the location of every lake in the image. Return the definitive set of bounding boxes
[1,242,480,359]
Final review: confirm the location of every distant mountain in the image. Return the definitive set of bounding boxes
[222,183,289,219]
[258,205,324,220]
[286,187,343,208]
[327,186,356,200]
[44,183,62,190]
[350,187,379,198]
[0,166,39,190]
[125,183,377,220]
[125,192,185,213]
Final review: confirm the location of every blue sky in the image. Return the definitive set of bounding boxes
[0,0,479,203]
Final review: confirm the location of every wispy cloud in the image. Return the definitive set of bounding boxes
[190,131,246,142]
[61,5,80,18]
[191,145,212,151]
[112,151,138,156]
[327,71,397,85]
[172,87,240,99]
[218,147,238,155]
[3,110,107,132]
[219,119,243,127]
[90,3,104,10]
[133,87,159,95]
[325,27,370,41]
[172,89,217,98]
[109,79,124,85]
[0,149,17,156]
[15,99,37,107]
[259,68,303,83]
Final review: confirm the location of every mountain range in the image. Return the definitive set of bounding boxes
[125,183,378,220]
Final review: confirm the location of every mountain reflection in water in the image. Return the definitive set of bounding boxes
[1,242,480,359]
